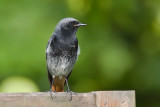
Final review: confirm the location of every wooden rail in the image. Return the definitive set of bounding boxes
[0,91,135,107]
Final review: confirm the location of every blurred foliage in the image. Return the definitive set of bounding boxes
[0,76,39,92]
[0,0,160,106]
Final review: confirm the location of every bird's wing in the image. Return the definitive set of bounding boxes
[46,35,54,87]
[47,66,53,87]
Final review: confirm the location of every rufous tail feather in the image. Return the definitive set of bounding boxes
[52,76,65,92]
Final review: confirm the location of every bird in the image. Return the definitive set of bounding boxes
[46,17,86,100]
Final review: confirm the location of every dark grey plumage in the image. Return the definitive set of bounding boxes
[46,17,86,100]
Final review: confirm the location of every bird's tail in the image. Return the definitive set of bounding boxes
[51,76,65,92]
[47,70,65,92]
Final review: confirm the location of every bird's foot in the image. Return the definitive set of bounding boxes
[66,90,77,95]
[66,90,77,101]
[50,90,56,100]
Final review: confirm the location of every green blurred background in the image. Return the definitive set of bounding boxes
[0,0,160,106]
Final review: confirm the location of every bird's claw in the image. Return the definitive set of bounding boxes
[66,90,77,101]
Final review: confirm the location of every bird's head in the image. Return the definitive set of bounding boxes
[55,17,86,35]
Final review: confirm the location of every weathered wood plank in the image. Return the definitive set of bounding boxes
[0,91,135,107]
[92,91,135,107]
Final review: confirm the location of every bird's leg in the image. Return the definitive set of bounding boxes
[65,77,73,101]
[50,79,54,99]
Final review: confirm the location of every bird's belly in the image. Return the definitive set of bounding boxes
[47,56,76,76]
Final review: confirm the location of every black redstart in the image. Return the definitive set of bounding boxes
[46,17,86,100]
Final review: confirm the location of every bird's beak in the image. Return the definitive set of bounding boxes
[75,23,87,27]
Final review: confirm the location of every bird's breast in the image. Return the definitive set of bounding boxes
[47,54,77,76]
[46,37,79,76]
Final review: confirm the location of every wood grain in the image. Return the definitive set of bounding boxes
[0,91,135,107]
